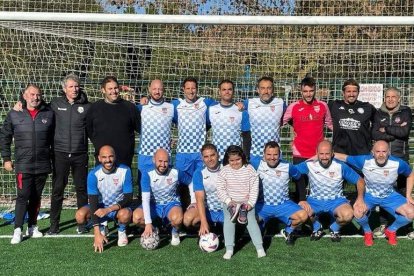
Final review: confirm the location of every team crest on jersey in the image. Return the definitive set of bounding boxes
[270,106,275,112]
[77,107,84,113]
[383,170,389,177]
[329,171,335,178]
[41,118,48,124]
[194,103,199,109]
[113,177,119,185]
[162,107,167,114]
[348,109,355,114]
[229,116,235,123]
[357,108,364,114]
[167,178,173,185]
[394,117,401,123]
[313,105,320,113]
[275,170,281,177]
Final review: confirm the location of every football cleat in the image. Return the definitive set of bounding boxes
[330,231,341,242]
[364,232,374,247]
[281,229,296,246]
[310,228,324,241]
[384,228,397,246]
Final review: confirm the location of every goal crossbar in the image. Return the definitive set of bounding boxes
[1,12,414,25]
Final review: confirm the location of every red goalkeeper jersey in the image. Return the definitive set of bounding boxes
[283,99,333,158]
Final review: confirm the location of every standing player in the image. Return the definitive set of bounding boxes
[335,140,414,246]
[172,77,215,182]
[256,141,309,245]
[209,80,248,161]
[329,79,376,155]
[48,74,91,235]
[1,84,54,244]
[133,148,184,246]
[190,144,224,235]
[76,145,133,252]
[137,79,174,174]
[241,76,285,169]
[295,140,366,242]
[86,76,140,168]
[371,87,413,238]
[282,76,333,202]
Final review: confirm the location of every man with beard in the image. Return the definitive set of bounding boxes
[295,140,367,242]
[335,140,414,246]
[329,79,376,155]
[0,84,54,244]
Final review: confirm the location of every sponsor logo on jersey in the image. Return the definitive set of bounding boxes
[339,118,361,130]
[298,107,304,112]
[203,176,210,179]
[77,107,84,113]
[381,118,386,122]
[357,108,364,114]
[42,118,48,124]
[348,109,355,114]
[58,107,67,111]
[339,106,345,110]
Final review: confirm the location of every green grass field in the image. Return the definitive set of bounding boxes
[0,209,413,276]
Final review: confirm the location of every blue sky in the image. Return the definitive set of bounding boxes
[98,0,295,15]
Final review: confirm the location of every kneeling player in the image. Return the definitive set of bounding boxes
[255,141,308,245]
[335,140,414,246]
[192,144,224,236]
[76,145,133,253]
[295,140,366,242]
[133,148,184,246]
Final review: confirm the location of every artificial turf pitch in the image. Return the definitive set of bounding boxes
[0,209,413,275]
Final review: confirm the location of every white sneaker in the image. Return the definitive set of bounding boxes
[11,228,23,244]
[26,225,43,238]
[171,233,180,246]
[257,249,266,258]
[223,250,233,260]
[117,230,128,247]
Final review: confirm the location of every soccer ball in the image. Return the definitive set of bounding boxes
[140,229,160,250]
[199,232,219,253]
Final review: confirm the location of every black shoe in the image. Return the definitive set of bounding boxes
[281,229,296,246]
[330,231,341,242]
[310,228,324,241]
[76,224,89,234]
[46,229,59,236]
[237,204,248,224]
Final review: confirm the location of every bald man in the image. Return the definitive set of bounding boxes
[75,145,133,253]
[133,148,184,246]
[335,140,414,246]
[295,140,366,242]
[136,80,174,175]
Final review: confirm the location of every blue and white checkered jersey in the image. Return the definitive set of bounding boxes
[137,100,174,155]
[346,155,412,198]
[241,97,285,157]
[209,103,248,160]
[257,160,301,205]
[193,165,222,212]
[141,168,180,205]
[172,97,215,154]
[87,164,133,207]
[295,159,360,200]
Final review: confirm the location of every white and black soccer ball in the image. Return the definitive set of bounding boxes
[140,230,160,250]
[199,232,219,253]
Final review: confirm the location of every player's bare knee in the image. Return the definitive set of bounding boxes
[297,210,309,223]
[75,207,89,224]
[117,208,131,224]
[170,214,183,228]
